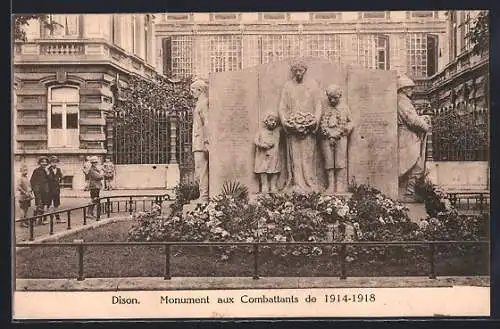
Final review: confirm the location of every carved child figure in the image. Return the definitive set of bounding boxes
[319,84,354,193]
[254,112,281,193]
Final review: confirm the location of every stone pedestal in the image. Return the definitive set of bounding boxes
[182,201,206,218]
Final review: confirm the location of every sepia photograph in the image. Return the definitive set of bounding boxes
[11,10,490,319]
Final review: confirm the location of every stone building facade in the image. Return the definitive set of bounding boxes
[154,11,448,81]
[414,10,489,192]
[13,14,158,190]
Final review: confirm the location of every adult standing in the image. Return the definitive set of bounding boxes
[87,156,104,218]
[47,155,65,223]
[82,156,91,191]
[397,74,431,196]
[278,59,323,193]
[190,79,210,203]
[30,156,50,224]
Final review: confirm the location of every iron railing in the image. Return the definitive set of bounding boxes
[15,240,489,281]
[447,192,490,214]
[15,194,171,242]
[431,107,489,161]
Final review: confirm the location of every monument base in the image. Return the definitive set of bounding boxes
[182,200,208,218]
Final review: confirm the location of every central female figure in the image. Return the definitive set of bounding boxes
[278,59,322,193]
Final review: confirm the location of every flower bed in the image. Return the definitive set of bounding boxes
[128,184,489,263]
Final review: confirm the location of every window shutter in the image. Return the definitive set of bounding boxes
[427,34,438,76]
[162,37,172,76]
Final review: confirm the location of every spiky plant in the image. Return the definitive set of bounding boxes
[221,181,249,203]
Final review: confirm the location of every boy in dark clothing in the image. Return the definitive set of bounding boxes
[30,156,50,224]
[47,155,66,223]
[87,156,104,218]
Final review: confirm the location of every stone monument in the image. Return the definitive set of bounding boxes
[190,79,210,203]
[397,74,431,198]
[208,57,400,199]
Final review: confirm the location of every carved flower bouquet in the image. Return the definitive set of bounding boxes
[320,110,350,145]
[284,112,317,137]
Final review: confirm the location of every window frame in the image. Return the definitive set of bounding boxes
[45,14,80,38]
[47,86,80,149]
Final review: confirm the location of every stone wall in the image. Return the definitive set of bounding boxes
[426,161,489,192]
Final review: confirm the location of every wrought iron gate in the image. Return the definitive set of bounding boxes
[177,108,195,183]
[112,108,171,164]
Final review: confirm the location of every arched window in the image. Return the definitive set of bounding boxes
[48,86,80,148]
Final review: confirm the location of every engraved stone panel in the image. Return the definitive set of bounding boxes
[346,67,398,198]
[208,68,260,195]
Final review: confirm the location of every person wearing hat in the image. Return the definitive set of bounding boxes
[87,156,104,218]
[47,155,65,223]
[103,157,115,190]
[30,156,50,224]
[16,164,33,226]
[397,73,432,196]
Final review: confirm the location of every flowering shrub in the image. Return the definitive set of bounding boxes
[414,175,451,218]
[170,181,200,214]
[128,181,487,263]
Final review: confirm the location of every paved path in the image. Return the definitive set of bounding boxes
[16,276,490,291]
[14,191,172,243]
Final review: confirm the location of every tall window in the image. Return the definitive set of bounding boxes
[131,15,137,54]
[357,34,390,70]
[144,15,150,62]
[46,14,79,38]
[451,11,458,60]
[111,15,120,46]
[209,35,242,72]
[302,34,342,63]
[407,33,438,77]
[460,12,472,51]
[260,34,300,64]
[48,87,80,148]
[162,36,194,77]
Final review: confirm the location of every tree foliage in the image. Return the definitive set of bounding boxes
[466,10,489,55]
[13,14,60,41]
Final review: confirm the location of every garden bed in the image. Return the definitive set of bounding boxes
[16,221,489,279]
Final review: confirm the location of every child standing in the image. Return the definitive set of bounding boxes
[17,164,33,227]
[103,157,115,190]
[253,112,282,193]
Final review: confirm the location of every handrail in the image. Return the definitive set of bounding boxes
[15,239,490,281]
[15,193,171,223]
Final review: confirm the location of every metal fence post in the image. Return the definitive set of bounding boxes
[49,215,54,235]
[67,211,71,230]
[106,198,111,218]
[428,244,436,279]
[29,218,35,241]
[164,244,171,280]
[253,244,259,280]
[75,239,85,281]
[96,201,101,221]
[340,244,347,280]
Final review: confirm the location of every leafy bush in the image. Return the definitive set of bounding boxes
[169,181,200,214]
[128,183,488,262]
[221,181,249,203]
